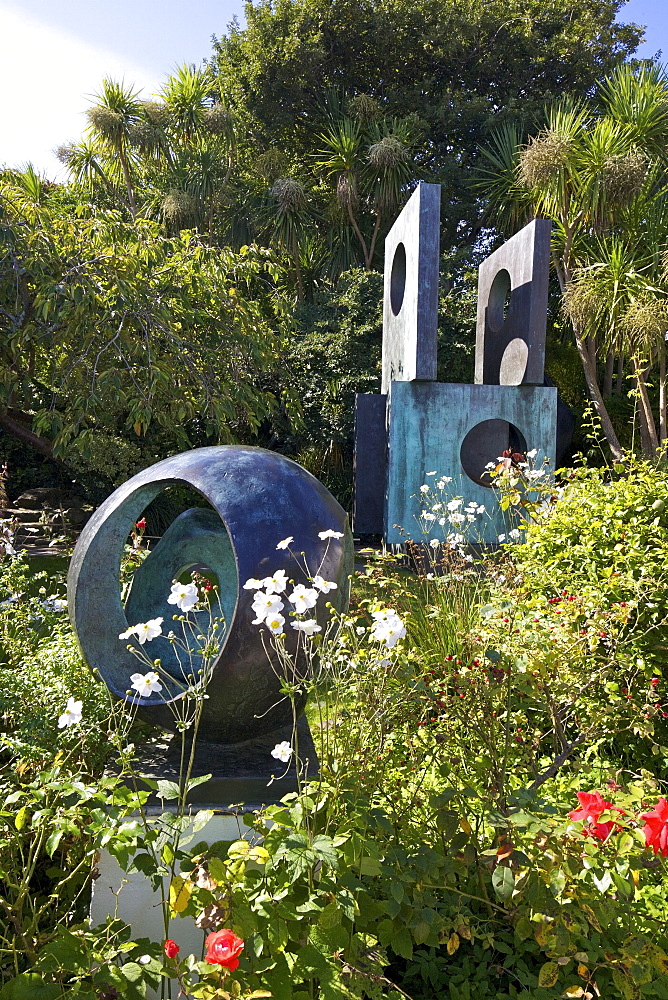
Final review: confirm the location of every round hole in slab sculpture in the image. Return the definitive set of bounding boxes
[460,419,527,488]
[390,242,407,315]
[499,337,529,385]
[487,268,512,332]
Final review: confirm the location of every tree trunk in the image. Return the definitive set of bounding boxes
[292,232,304,301]
[0,411,53,457]
[603,347,614,397]
[634,358,659,457]
[118,142,136,218]
[573,330,624,460]
[615,353,624,394]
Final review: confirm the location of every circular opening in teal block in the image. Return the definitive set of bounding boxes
[119,488,237,687]
[390,242,407,315]
[460,419,527,488]
[487,268,512,332]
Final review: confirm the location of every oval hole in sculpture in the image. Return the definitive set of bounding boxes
[460,419,527,488]
[499,337,529,385]
[487,268,512,332]
[120,486,236,685]
[390,241,407,315]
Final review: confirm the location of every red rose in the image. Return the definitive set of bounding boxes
[639,797,668,857]
[136,518,147,530]
[205,929,244,970]
[164,938,180,959]
[568,790,623,841]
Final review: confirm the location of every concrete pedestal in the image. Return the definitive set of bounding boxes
[91,812,255,1000]
[91,720,317,999]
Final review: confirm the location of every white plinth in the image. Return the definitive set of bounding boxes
[91,812,255,1000]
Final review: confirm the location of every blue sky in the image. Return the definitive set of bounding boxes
[0,0,666,179]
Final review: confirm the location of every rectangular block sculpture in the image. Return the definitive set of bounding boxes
[353,393,388,534]
[381,182,441,394]
[475,219,551,387]
[385,381,557,545]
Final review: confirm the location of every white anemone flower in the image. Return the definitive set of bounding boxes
[263,569,288,594]
[265,614,285,635]
[371,612,406,648]
[42,596,67,612]
[429,539,440,549]
[168,581,199,613]
[312,575,337,594]
[276,536,294,550]
[447,498,462,511]
[243,577,265,590]
[58,697,83,728]
[527,448,538,459]
[289,585,318,614]
[419,484,430,493]
[130,671,163,696]
[119,617,163,644]
[318,529,344,540]
[271,741,292,762]
[252,591,284,622]
[509,528,521,540]
[291,618,322,635]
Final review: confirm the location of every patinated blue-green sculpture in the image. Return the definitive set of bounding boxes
[68,445,352,745]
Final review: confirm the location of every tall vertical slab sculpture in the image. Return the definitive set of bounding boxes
[354,186,560,544]
[475,219,551,386]
[381,182,441,394]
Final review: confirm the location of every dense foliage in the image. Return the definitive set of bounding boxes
[1,459,668,997]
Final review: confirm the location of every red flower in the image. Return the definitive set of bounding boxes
[164,939,180,959]
[204,579,212,592]
[651,677,660,688]
[136,518,147,530]
[568,791,622,841]
[639,798,668,857]
[205,929,244,970]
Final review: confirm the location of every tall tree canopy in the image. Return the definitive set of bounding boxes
[212,0,642,246]
[0,174,294,479]
[479,63,668,460]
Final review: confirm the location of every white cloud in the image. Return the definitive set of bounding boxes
[0,2,161,179]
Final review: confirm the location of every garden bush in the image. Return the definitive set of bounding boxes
[0,463,668,998]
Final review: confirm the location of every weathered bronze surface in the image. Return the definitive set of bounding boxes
[68,445,352,744]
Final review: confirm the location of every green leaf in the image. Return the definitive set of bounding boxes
[0,974,61,999]
[14,807,28,832]
[45,830,63,857]
[311,835,339,870]
[391,927,413,960]
[187,774,213,791]
[412,920,431,945]
[192,809,215,833]
[514,916,533,941]
[358,857,382,876]
[156,780,181,800]
[492,865,514,901]
[538,961,560,987]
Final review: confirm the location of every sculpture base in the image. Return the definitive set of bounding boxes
[133,716,318,810]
